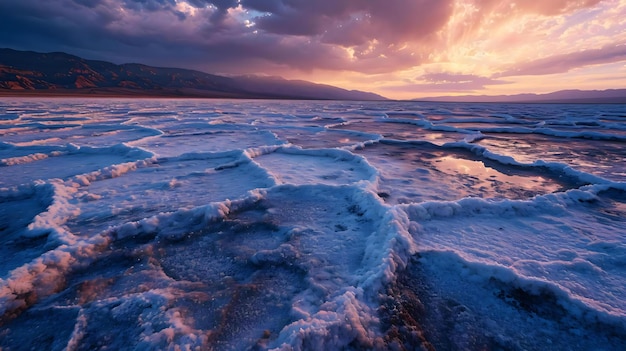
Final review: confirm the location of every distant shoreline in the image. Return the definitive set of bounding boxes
[0,88,267,99]
[2,89,625,104]
[0,89,381,101]
[413,98,626,104]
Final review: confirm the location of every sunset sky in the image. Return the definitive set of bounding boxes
[1,0,625,99]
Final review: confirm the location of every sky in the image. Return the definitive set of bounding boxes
[1,0,625,100]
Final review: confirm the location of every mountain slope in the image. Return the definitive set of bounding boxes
[0,48,387,100]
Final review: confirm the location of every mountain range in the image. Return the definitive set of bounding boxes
[417,89,626,104]
[0,48,386,100]
[1,48,624,103]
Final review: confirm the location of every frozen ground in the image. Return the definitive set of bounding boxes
[0,98,625,350]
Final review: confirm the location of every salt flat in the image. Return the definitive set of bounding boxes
[1,98,625,350]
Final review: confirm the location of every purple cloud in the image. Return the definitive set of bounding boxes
[0,0,457,74]
[496,43,626,77]
[385,73,510,93]
[514,0,603,15]
[243,0,454,46]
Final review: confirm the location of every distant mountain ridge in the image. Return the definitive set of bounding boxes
[417,89,626,104]
[0,48,386,100]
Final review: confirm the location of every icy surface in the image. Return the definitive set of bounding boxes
[0,98,625,350]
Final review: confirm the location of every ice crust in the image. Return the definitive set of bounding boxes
[0,98,625,350]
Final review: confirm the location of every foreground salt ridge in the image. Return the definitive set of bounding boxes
[0,99,625,350]
[403,185,626,321]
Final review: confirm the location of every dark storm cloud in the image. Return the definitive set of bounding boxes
[207,0,238,9]
[496,43,626,77]
[242,0,454,46]
[187,0,238,21]
[0,0,456,73]
[121,0,176,11]
[0,1,119,54]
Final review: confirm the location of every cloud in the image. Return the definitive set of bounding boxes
[0,1,231,61]
[0,0,456,74]
[466,0,603,18]
[421,72,509,85]
[243,0,454,46]
[513,0,603,15]
[496,43,626,77]
[384,73,511,93]
[441,0,606,48]
[0,0,621,86]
